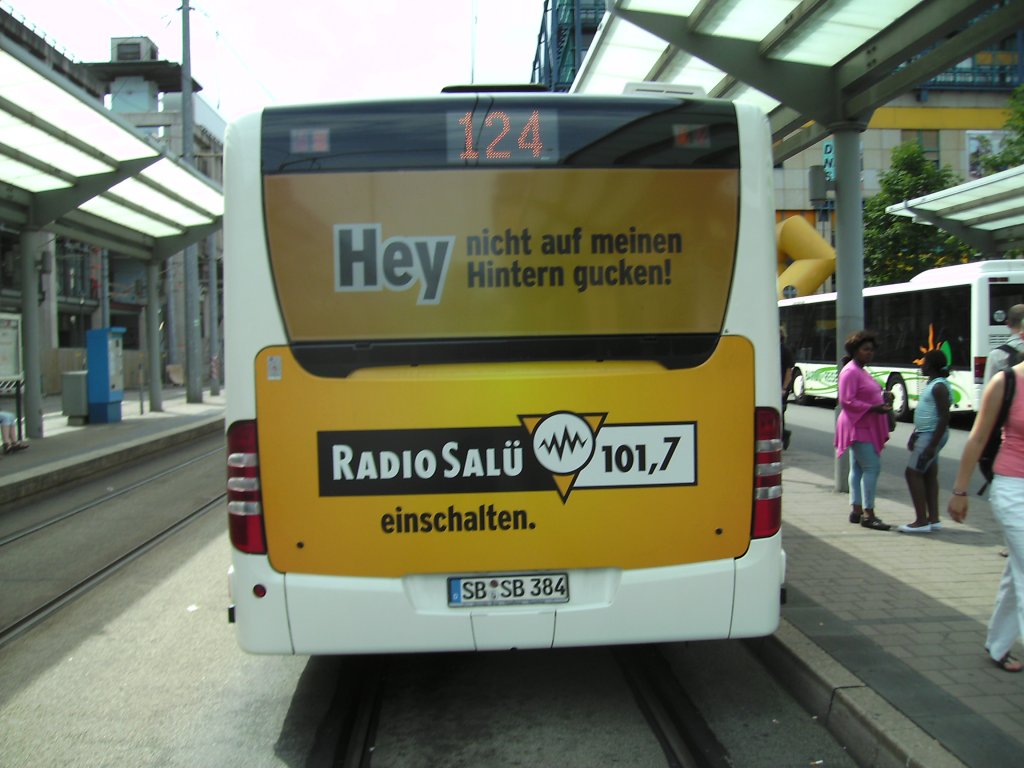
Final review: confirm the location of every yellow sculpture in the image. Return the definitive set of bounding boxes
[776,216,836,299]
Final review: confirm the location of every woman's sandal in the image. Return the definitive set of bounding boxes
[992,653,1023,673]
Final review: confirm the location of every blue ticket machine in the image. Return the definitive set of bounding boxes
[86,327,125,423]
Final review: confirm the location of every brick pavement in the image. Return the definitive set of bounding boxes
[780,444,1024,766]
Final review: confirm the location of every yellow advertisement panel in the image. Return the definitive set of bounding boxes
[263,168,738,341]
[257,338,754,578]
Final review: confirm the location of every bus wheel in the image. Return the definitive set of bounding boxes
[792,368,809,405]
[887,374,910,421]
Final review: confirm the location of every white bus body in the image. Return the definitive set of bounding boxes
[780,260,1024,417]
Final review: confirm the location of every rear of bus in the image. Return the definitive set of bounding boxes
[973,261,1024,402]
[224,93,784,654]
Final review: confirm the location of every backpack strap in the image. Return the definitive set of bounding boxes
[978,370,1017,496]
[996,368,1015,431]
[998,343,1022,367]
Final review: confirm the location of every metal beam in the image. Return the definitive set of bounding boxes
[708,74,739,99]
[769,106,813,143]
[961,203,1024,229]
[55,209,157,259]
[835,0,996,93]
[146,259,163,412]
[30,155,160,226]
[0,183,33,216]
[998,225,1024,252]
[612,7,838,123]
[772,122,830,164]
[0,141,75,186]
[845,2,1024,117]
[904,208,997,253]
[151,218,223,260]
[687,0,723,32]
[759,0,831,57]
[646,45,683,82]
[49,220,152,260]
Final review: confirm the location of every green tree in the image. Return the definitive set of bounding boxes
[862,142,973,286]
[980,84,1024,174]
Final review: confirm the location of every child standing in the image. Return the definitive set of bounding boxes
[900,350,951,533]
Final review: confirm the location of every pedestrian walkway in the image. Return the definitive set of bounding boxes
[0,396,1020,767]
[764,445,1024,767]
[0,386,224,505]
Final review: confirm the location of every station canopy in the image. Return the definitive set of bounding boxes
[0,35,222,261]
[886,164,1024,254]
[572,0,1024,163]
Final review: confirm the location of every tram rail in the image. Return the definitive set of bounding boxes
[0,493,223,649]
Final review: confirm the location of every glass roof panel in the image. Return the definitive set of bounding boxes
[79,196,183,238]
[772,0,921,65]
[141,159,225,217]
[980,213,1024,231]
[0,156,71,192]
[620,0,699,12]
[0,42,223,242]
[699,0,798,41]
[663,54,729,94]
[0,115,112,177]
[0,51,157,163]
[885,165,1024,242]
[575,15,669,93]
[108,178,214,227]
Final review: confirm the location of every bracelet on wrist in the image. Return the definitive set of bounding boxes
[952,489,967,497]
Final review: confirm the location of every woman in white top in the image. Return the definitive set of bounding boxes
[948,354,1024,673]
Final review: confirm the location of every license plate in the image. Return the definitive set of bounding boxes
[447,573,569,607]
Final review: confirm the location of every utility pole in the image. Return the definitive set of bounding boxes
[181,0,203,403]
[207,232,220,396]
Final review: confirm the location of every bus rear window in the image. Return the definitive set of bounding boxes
[989,282,1024,324]
[262,95,740,173]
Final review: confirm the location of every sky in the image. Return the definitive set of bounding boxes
[10,0,547,121]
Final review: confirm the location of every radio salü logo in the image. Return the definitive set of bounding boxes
[521,412,607,500]
[532,413,594,474]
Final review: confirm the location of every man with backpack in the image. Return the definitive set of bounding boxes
[984,303,1024,384]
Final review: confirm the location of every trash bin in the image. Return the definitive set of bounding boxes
[62,370,88,425]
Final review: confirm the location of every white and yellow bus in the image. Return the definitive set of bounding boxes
[224,91,784,654]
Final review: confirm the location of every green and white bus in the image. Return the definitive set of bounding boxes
[779,260,1024,418]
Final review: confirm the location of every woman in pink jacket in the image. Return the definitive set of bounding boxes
[835,330,894,531]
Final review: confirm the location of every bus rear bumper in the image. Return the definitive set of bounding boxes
[229,536,784,654]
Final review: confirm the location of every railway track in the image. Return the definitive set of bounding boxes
[323,646,731,768]
[0,443,225,648]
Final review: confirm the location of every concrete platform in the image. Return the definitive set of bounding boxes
[0,387,224,505]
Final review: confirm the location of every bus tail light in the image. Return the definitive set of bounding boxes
[227,420,267,554]
[974,356,987,384]
[753,407,782,538]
